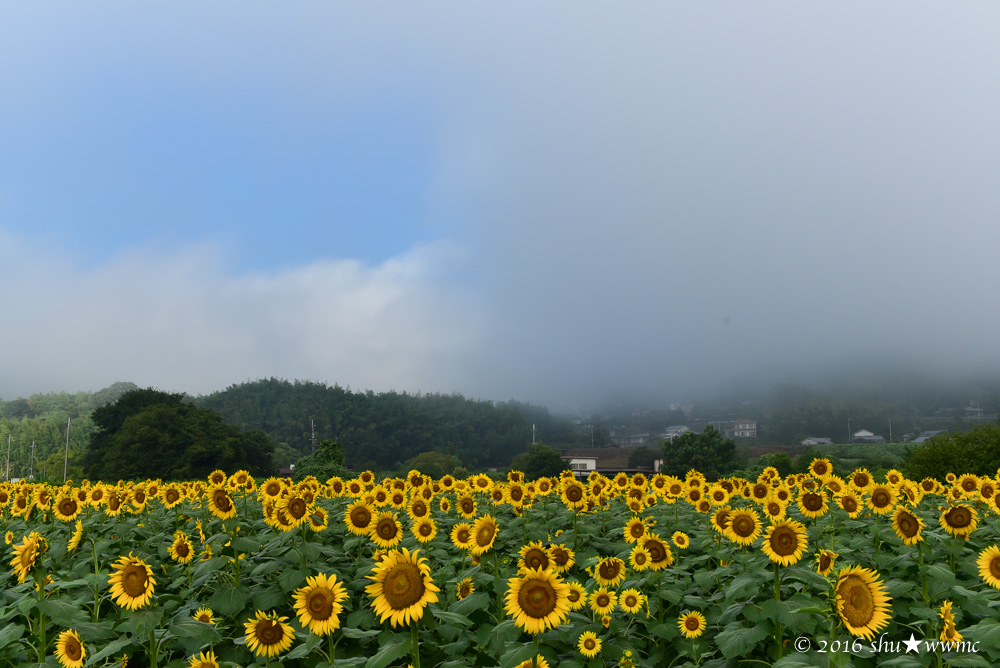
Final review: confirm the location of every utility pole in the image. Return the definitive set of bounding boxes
[311,419,316,453]
[531,424,537,445]
[64,417,71,483]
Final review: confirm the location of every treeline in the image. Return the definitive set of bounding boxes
[0,382,139,480]
[194,378,585,471]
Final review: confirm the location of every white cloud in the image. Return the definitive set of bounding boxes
[0,231,481,399]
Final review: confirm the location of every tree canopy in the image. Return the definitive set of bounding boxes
[85,388,275,480]
[905,421,1000,481]
[291,440,348,483]
[660,425,739,480]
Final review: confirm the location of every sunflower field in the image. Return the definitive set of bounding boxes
[2,462,1000,668]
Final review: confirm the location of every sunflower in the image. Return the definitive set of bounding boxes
[206,486,237,521]
[169,531,195,564]
[471,514,499,555]
[809,458,833,479]
[560,480,588,510]
[836,492,863,518]
[565,580,588,611]
[867,484,897,515]
[52,493,81,522]
[457,495,477,519]
[594,557,627,587]
[108,553,156,610]
[815,549,839,576]
[366,547,440,628]
[244,610,294,658]
[505,567,570,634]
[54,629,85,668]
[939,504,978,539]
[640,535,674,570]
[450,523,474,551]
[623,516,649,543]
[941,619,963,645]
[548,544,575,573]
[578,630,602,658]
[293,572,349,636]
[67,520,84,552]
[761,519,808,566]
[834,565,892,640]
[408,517,436,544]
[725,509,763,547]
[518,541,551,572]
[589,587,617,616]
[672,531,690,549]
[797,491,829,519]
[976,545,1000,590]
[369,511,403,549]
[514,656,550,668]
[193,607,215,624]
[710,507,731,534]
[678,610,707,638]
[891,507,924,545]
[10,532,46,584]
[763,498,787,523]
[277,493,310,528]
[344,501,375,536]
[619,588,645,614]
[939,599,955,624]
[186,650,219,668]
[456,577,475,600]
[4,530,12,545]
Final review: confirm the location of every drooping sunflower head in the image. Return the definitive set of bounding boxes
[54,629,85,668]
[976,544,1000,590]
[762,519,808,566]
[678,610,707,638]
[293,572,349,636]
[108,552,156,610]
[243,610,294,658]
[834,565,892,640]
[365,547,440,628]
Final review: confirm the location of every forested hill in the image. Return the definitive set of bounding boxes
[193,378,585,471]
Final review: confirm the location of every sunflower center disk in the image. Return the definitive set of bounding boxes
[840,578,875,627]
[772,528,796,555]
[122,565,148,597]
[385,563,425,610]
[520,581,556,618]
[307,590,334,620]
[257,620,283,645]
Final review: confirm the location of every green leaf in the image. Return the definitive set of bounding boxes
[715,622,771,659]
[86,635,136,663]
[449,591,489,616]
[341,628,381,640]
[231,536,261,553]
[0,624,24,651]
[725,572,766,602]
[278,567,309,593]
[363,636,411,668]
[168,619,223,644]
[430,608,473,627]
[38,599,88,627]
[208,584,250,617]
[946,655,993,668]
[284,633,323,660]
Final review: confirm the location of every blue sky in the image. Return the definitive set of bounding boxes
[3,4,1000,410]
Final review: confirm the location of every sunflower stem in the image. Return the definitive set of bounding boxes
[491,550,504,623]
[410,621,421,668]
[148,629,158,668]
[773,561,783,659]
[532,634,540,668]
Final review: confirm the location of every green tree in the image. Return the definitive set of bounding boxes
[85,388,275,480]
[660,425,738,481]
[628,445,658,470]
[512,444,566,480]
[905,422,1000,481]
[405,451,462,479]
[291,440,348,482]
